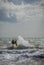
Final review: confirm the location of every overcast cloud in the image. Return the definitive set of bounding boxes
[0,0,44,37]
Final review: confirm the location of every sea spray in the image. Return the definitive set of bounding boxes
[17,36,34,47]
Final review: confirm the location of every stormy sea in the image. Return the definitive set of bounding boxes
[0,37,44,65]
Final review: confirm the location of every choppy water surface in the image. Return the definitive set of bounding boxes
[0,38,44,65]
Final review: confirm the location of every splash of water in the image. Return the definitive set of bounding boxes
[17,35,34,47]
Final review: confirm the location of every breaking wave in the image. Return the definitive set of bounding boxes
[0,36,44,65]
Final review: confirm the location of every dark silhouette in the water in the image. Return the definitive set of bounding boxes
[11,40,17,46]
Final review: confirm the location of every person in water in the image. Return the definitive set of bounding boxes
[11,39,17,48]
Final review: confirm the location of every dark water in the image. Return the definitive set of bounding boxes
[0,39,44,65]
[0,48,44,65]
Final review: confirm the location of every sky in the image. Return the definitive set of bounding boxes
[0,0,44,38]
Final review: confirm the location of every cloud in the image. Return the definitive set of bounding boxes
[0,0,44,37]
[0,0,43,22]
[24,0,41,4]
[8,0,41,4]
[0,0,17,22]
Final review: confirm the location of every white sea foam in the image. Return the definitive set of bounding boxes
[0,37,44,65]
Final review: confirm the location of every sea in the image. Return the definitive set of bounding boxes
[0,37,44,65]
